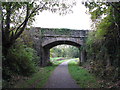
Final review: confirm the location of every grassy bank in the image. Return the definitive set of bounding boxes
[14,57,68,88]
[14,65,56,88]
[68,60,100,88]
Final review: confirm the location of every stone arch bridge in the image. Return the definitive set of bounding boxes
[29,27,89,66]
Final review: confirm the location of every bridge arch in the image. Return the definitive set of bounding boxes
[41,39,86,66]
[29,27,88,66]
[42,39,82,49]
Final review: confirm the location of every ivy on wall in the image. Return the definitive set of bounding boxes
[40,28,71,36]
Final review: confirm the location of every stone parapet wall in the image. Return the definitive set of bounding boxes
[39,28,89,37]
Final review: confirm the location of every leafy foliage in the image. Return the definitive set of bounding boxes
[41,28,71,36]
[2,1,76,87]
[83,2,120,87]
[2,0,76,56]
[3,43,39,79]
[50,45,79,58]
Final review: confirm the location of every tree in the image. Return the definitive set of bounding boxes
[66,46,79,58]
[2,1,76,85]
[83,2,120,83]
[50,45,79,58]
[2,0,76,56]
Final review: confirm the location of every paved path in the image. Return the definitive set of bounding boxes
[44,60,79,88]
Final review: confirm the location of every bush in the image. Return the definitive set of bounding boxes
[3,44,39,79]
[46,62,53,66]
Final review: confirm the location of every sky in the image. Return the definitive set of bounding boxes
[33,0,92,30]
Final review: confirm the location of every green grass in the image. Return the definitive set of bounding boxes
[50,57,69,65]
[68,60,100,88]
[52,59,68,65]
[14,65,56,88]
[14,57,68,88]
[50,57,63,61]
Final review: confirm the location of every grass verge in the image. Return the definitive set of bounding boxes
[14,57,68,88]
[14,65,56,88]
[68,60,100,88]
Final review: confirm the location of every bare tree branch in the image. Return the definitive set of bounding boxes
[14,2,47,35]
[12,3,30,41]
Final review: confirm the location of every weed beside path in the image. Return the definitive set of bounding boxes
[14,65,56,88]
[14,58,69,88]
[68,60,101,88]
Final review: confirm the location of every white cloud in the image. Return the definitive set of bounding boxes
[33,0,92,30]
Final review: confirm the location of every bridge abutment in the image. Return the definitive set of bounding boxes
[39,47,50,66]
[80,50,86,64]
[43,48,50,66]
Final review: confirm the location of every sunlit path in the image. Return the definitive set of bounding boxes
[44,59,79,88]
